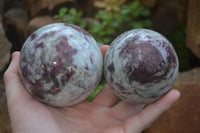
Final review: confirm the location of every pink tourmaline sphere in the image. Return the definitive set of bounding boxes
[104,29,179,104]
[19,23,103,106]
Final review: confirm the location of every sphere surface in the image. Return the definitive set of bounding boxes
[104,29,179,104]
[19,23,103,106]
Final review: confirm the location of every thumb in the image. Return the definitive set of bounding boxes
[123,89,180,133]
[4,52,32,107]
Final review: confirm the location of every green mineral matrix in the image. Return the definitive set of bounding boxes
[104,29,179,104]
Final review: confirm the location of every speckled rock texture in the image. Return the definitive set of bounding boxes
[19,23,103,106]
[104,29,179,104]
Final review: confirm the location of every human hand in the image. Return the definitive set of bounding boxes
[4,45,180,133]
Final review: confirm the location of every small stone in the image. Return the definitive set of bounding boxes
[0,22,12,72]
[25,0,74,17]
[4,8,29,36]
[26,15,57,37]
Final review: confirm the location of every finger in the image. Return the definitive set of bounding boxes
[93,85,120,107]
[100,45,109,59]
[4,52,32,106]
[123,89,180,133]
[111,101,145,121]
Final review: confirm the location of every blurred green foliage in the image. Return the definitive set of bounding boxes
[54,0,152,44]
[89,1,151,44]
[54,0,199,100]
[54,7,87,29]
[54,1,152,100]
[86,80,106,102]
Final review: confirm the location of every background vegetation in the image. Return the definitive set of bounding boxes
[54,0,153,100]
[54,0,199,100]
[54,0,152,44]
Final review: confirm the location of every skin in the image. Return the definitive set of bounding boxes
[4,45,180,133]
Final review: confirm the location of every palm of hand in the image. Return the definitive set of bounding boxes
[9,83,144,133]
[4,49,180,133]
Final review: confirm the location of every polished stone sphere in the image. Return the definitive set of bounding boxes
[19,23,103,106]
[104,29,179,104]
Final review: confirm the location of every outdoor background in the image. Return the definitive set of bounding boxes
[0,0,200,132]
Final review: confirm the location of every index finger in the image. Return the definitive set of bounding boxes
[100,45,109,59]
